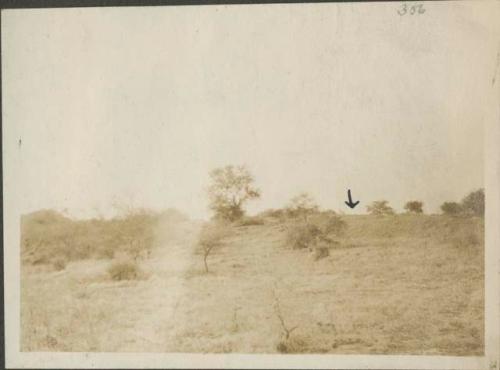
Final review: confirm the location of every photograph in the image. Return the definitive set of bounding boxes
[2,1,500,369]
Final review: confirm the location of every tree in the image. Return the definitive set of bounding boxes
[207,165,261,221]
[285,193,319,221]
[461,189,484,217]
[404,201,424,214]
[440,202,462,216]
[198,223,231,273]
[366,200,394,216]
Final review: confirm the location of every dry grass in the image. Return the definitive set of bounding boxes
[107,259,141,281]
[21,213,484,355]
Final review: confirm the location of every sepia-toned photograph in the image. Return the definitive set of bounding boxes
[2,1,500,369]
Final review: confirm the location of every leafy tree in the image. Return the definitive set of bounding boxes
[366,200,395,216]
[440,202,463,216]
[207,165,260,221]
[461,188,484,217]
[285,193,319,221]
[404,201,424,214]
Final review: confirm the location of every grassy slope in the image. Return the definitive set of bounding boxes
[21,214,484,354]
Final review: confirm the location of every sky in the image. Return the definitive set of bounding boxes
[2,3,498,220]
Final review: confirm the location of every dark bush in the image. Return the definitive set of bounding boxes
[52,257,67,271]
[404,201,424,214]
[366,200,395,216]
[441,202,463,216]
[107,259,141,281]
[461,189,484,217]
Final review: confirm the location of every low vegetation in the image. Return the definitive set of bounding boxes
[234,216,266,227]
[285,193,319,221]
[272,289,299,353]
[20,165,485,355]
[440,189,485,217]
[21,208,187,268]
[366,200,395,216]
[22,210,484,354]
[283,209,346,257]
[404,201,423,214]
[107,259,142,281]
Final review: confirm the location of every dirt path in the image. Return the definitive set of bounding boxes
[116,222,200,352]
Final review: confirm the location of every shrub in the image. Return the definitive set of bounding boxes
[366,200,395,216]
[235,216,265,226]
[276,336,308,354]
[52,258,67,271]
[107,259,141,281]
[315,214,346,237]
[441,202,463,216]
[404,201,423,214]
[21,207,165,267]
[259,208,286,220]
[285,223,322,249]
[461,189,484,217]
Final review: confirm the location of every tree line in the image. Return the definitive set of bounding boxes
[206,165,485,220]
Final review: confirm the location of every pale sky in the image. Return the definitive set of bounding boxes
[2,3,498,220]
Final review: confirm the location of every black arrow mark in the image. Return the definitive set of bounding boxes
[345,189,359,209]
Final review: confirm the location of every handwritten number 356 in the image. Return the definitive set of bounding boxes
[398,3,426,15]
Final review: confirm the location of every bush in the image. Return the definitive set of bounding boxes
[285,193,319,221]
[404,201,423,214]
[441,202,463,216]
[315,214,346,237]
[285,212,345,253]
[285,223,322,250]
[461,189,484,217]
[107,259,141,281]
[52,257,67,271]
[259,209,286,220]
[235,216,265,227]
[276,336,309,354]
[366,200,395,216]
[198,222,232,248]
[21,207,169,267]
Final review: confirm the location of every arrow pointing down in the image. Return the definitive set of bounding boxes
[345,189,360,209]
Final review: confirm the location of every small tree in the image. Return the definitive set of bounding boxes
[198,222,231,273]
[461,189,484,217]
[207,165,260,222]
[285,193,319,221]
[440,202,463,216]
[366,200,394,216]
[404,201,423,214]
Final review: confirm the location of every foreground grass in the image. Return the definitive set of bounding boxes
[21,214,484,354]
